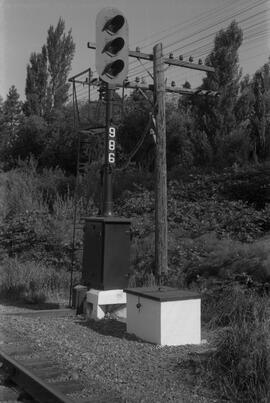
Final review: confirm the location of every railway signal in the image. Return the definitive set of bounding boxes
[96,7,129,85]
[69,10,218,291]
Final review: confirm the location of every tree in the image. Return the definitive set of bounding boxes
[0,95,4,153]
[193,21,243,162]
[46,18,75,113]
[249,71,266,161]
[119,90,154,170]
[0,86,23,167]
[24,46,48,117]
[8,115,48,162]
[2,86,22,138]
[24,18,75,117]
[0,95,3,128]
[234,61,270,163]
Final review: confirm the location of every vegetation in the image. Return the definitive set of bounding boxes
[0,16,270,402]
[207,287,270,402]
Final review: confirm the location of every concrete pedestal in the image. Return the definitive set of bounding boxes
[124,287,201,346]
[86,289,127,320]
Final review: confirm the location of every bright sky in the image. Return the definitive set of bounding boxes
[0,0,270,101]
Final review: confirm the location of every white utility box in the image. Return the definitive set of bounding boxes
[86,289,126,320]
[124,287,201,346]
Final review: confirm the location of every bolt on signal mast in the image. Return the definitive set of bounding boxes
[96,7,129,85]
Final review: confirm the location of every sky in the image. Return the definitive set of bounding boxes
[0,0,270,101]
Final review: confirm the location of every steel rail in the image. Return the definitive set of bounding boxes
[0,349,75,403]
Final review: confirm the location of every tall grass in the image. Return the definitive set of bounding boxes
[208,287,270,402]
[0,162,82,305]
[0,258,79,303]
[3,169,46,218]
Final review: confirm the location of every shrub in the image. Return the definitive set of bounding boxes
[3,168,44,219]
[0,163,81,270]
[183,237,270,290]
[0,258,79,303]
[208,287,270,402]
[38,167,75,210]
[113,167,154,200]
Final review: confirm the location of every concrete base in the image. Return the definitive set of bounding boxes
[86,289,127,320]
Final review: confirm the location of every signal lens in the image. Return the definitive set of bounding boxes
[103,15,125,34]
[102,60,125,78]
[103,37,125,55]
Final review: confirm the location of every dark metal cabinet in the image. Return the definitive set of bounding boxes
[82,217,131,290]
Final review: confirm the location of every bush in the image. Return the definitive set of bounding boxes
[182,236,270,292]
[208,287,270,402]
[3,166,44,219]
[0,160,83,266]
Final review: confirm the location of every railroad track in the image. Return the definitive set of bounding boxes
[0,309,94,403]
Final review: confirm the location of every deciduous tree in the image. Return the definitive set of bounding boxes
[24,18,75,118]
[46,18,75,113]
[24,46,48,117]
[193,21,243,161]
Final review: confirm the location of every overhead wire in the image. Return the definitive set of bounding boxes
[129,19,269,82]
[127,0,269,82]
[128,0,267,71]
[129,25,269,86]
[130,0,239,48]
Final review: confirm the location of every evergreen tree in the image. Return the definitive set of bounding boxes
[2,86,22,138]
[0,86,23,167]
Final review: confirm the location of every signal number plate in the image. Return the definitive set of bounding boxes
[108,126,116,164]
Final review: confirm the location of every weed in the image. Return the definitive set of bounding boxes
[208,287,270,402]
[0,258,80,303]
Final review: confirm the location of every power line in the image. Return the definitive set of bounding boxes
[128,0,267,74]
[127,13,269,81]
[131,0,265,50]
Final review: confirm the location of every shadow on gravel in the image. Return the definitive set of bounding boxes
[0,297,68,310]
[75,317,149,343]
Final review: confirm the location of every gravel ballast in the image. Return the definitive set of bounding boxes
[0,304,218,402]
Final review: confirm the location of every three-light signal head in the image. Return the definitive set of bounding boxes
[96,7,129,85]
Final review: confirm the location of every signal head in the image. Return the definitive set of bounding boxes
[96,7,129,85]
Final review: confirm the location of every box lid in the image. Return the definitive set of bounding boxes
[124,287,200,302]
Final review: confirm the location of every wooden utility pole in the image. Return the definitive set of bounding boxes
[153,43,168,279]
